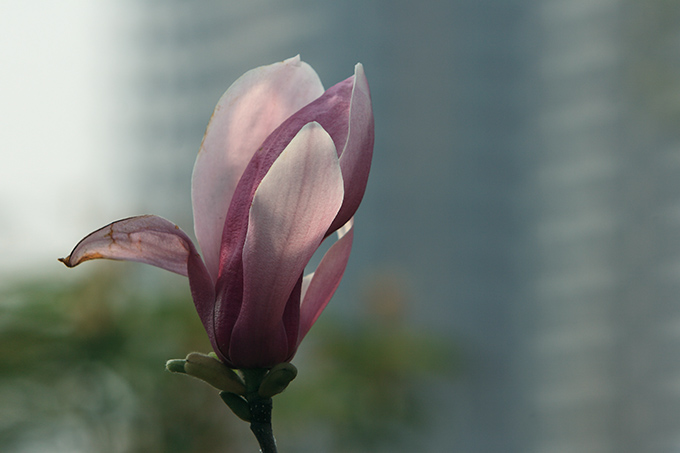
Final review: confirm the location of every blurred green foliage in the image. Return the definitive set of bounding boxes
[0,267,233,453]
[0,268,458,452]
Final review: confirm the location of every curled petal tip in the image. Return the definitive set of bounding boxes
[59,251,104,268]
[58,255,81,267]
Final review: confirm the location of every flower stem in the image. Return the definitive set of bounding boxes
[242,369,277,453]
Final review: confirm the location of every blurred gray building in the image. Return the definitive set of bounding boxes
[522,1,680,452]
[117,0,680,451]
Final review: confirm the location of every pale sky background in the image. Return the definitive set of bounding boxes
[0,1,133,279]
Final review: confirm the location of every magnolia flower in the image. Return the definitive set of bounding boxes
[60,56,374,369]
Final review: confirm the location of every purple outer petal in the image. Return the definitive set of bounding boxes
[60,215,198,276]
[192,55,324,282]
[298,218,354,346]
[226,122,343,368]
[59,215,218,348]
[187,247,218,359]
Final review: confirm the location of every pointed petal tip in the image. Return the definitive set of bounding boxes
[353,63,370,92]
[285,54,301,65]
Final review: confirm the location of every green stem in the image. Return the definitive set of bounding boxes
[242,369,277,453]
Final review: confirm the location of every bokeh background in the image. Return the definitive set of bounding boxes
[2,0,680,452]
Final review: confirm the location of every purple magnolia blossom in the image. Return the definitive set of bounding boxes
[60,56,374,369]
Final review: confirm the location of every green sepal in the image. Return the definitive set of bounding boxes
[258,363,298,398]
[220,391,251,422]
[183,352,247,395]
[165,359,186,374]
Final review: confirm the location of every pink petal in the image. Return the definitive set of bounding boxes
[227,122,344,368]
[192,55,324,282]
[60,215,219,353]
[298,218,354,345]
[330,63,375,232]
[60,215,199,276]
